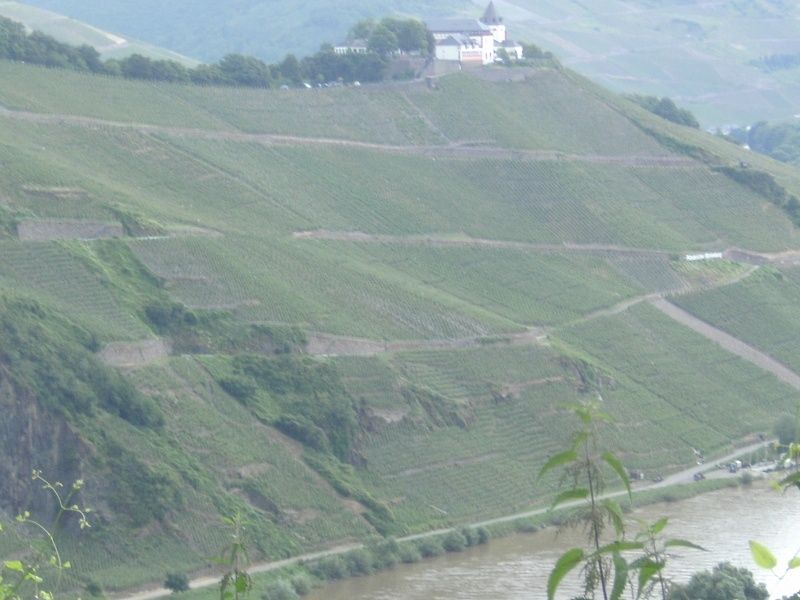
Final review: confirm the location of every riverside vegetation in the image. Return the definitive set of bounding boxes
[5,32,800,597]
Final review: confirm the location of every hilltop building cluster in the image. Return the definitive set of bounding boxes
[333,2,523,68]
[427,2,524,66]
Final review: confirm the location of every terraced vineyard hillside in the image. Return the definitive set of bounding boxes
[2,60,800,594]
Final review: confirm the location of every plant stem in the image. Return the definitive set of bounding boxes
[586,444,609,600]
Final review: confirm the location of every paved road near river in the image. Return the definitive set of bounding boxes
[115,440,773,600]
[306,478,800,600]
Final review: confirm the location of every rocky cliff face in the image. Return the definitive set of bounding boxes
[0,375,88,521]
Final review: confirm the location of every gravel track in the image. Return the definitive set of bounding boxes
[0,105,695,165]
[649,297,800,391]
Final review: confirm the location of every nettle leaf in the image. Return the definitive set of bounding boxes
[749,540,778,570]
[650,517,668,536]
[611,553,629,600]
[572,431,589,449]
[235,573,250,593]
[779,471,800,489]
[595,409,612,423]
[597,541,645,555]
[538,449,577,481]
[548,548,584,600]
[602,452,631,500]
[26,573,43,584]
[604,499,625,537]
[551,488,589,509]
[574,406,592,425]
[636,559,664,599]
[3,561,24,573]
[665,539,706,552]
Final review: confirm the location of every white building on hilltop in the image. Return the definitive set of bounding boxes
[427,2,523,66]
[480,1,506,45]
[426,18,495,65]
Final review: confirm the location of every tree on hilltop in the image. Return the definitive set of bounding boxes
[367,24,398,57]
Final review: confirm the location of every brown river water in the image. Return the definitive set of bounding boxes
[306,482,800,599]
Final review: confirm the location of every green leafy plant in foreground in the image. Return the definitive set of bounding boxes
[0,471,91,600]
[543,402,702,600]
[216,513,253,600]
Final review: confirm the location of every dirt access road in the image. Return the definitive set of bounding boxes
[293,230,674,256]
[650,298,800,391]
[113,440,771,600]
[0,104,694,166]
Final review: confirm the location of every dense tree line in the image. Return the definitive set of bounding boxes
[0,16,107,73]
[348,17,434,57]
[628,94,700,128]
[0,15,432,87]
[729,120,800,166]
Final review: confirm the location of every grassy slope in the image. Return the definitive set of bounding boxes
[56,357,374,590]
[558,303,797,456]
[2,61,800,589]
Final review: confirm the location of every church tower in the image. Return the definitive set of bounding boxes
[481,1,506,43]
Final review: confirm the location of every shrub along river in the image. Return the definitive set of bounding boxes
[306,482,800,599]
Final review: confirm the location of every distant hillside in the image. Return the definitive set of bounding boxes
[0,1,199,64]
[18,0,800,126]
[501,0,800,127]
[17,0,467,62]
[729,120,800,167]
[3,59,800,596]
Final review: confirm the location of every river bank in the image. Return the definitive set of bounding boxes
[158,479,762,600]
[114,441,774,600]
[305,480,800,600]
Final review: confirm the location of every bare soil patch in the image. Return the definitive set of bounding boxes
[20,185,88,200]
[17,219,123,241]
[367,407,410,425]
[98,338,171,368]
[306,328,546,358]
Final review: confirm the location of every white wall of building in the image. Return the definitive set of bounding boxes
[488,24,506,44]
[435,44,462,62]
